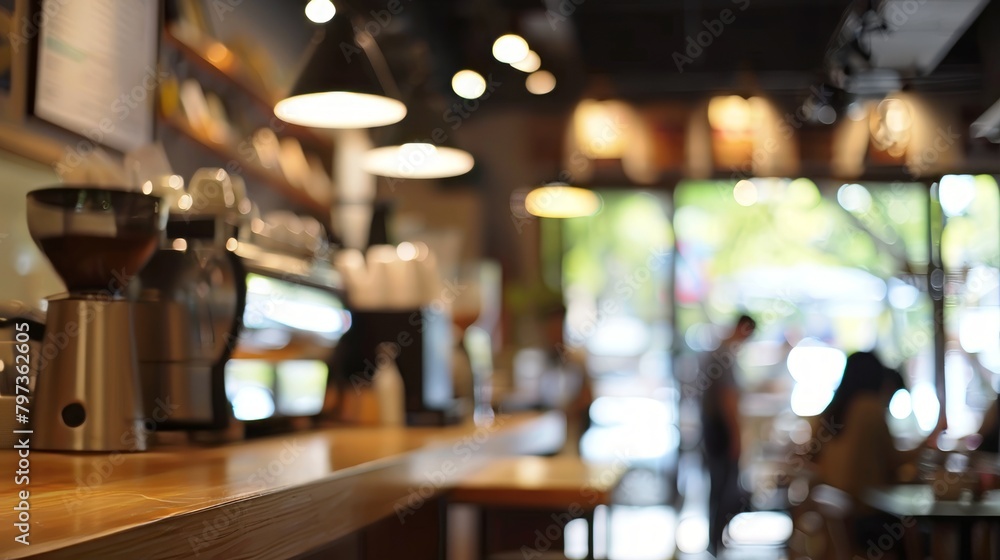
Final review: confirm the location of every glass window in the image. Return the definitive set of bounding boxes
[940,175,1000,436]
[558,191,674,370]
[673,178,932,436]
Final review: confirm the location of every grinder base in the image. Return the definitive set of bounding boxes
[33,297,147,451]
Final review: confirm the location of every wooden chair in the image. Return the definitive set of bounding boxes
[448,456,625,560]
[787,483,855,560]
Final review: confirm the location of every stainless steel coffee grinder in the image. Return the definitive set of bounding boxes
[26,187,165,451]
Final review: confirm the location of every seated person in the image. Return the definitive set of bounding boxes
[815,353,912,497]
[538,305,593,456]
[502,304,593,455]
[811,352,934,552]
[972,394,999,452]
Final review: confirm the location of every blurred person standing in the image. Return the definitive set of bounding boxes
[699,314,756,556]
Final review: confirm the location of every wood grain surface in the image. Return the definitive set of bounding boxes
[0,411,565,559]
[448,455,625,510]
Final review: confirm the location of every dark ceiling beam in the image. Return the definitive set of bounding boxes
[567,0,852,13]
[598,70,823,97]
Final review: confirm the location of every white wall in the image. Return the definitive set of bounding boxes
[0,150,65,314]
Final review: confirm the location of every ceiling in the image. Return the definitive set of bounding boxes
[400,0,858,100]
[377,0,993,104]
[569,0,851,76]
[865,0,989,72]
[253,0,997,109]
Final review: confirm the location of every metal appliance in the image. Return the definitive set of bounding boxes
[134,170,244,431]
[0,303,45,449]
[26,187,165,451]
[135,169,349,438]
[0,301,45,394]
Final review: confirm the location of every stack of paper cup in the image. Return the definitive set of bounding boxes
[334,243,444,310]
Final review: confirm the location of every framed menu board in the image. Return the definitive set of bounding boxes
[0,0,13,96]
[32,0,159,152]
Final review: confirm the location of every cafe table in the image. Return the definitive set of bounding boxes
[864,484,1000,560]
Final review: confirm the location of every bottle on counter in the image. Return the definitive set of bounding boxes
[373,343,405,427]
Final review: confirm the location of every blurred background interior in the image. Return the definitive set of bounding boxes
[2,0,1000,558]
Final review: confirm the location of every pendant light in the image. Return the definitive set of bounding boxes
[275,12,406,129]
[564,98,657,184]
[361,93,474,179]
[524,183,601,218]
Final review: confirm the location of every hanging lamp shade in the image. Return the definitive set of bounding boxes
[275,14,406,129]
[361,94,474,179]
[524,183,601,218]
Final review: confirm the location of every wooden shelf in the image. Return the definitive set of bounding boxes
[162,28,274,106]
[159,114,331,221]
[161,29,333,152]
[0,412,565,560]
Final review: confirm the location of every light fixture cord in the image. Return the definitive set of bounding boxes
[350,16,403,100]
[283,27,328,100]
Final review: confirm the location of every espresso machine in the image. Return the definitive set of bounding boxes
[134,168,349,439]
[133,170,244,431]
[26,187,166,451]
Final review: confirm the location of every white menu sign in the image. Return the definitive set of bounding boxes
[34,0,159,152]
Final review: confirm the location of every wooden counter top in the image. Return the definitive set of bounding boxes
[0,412,564,559]
[449,456,624,510]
